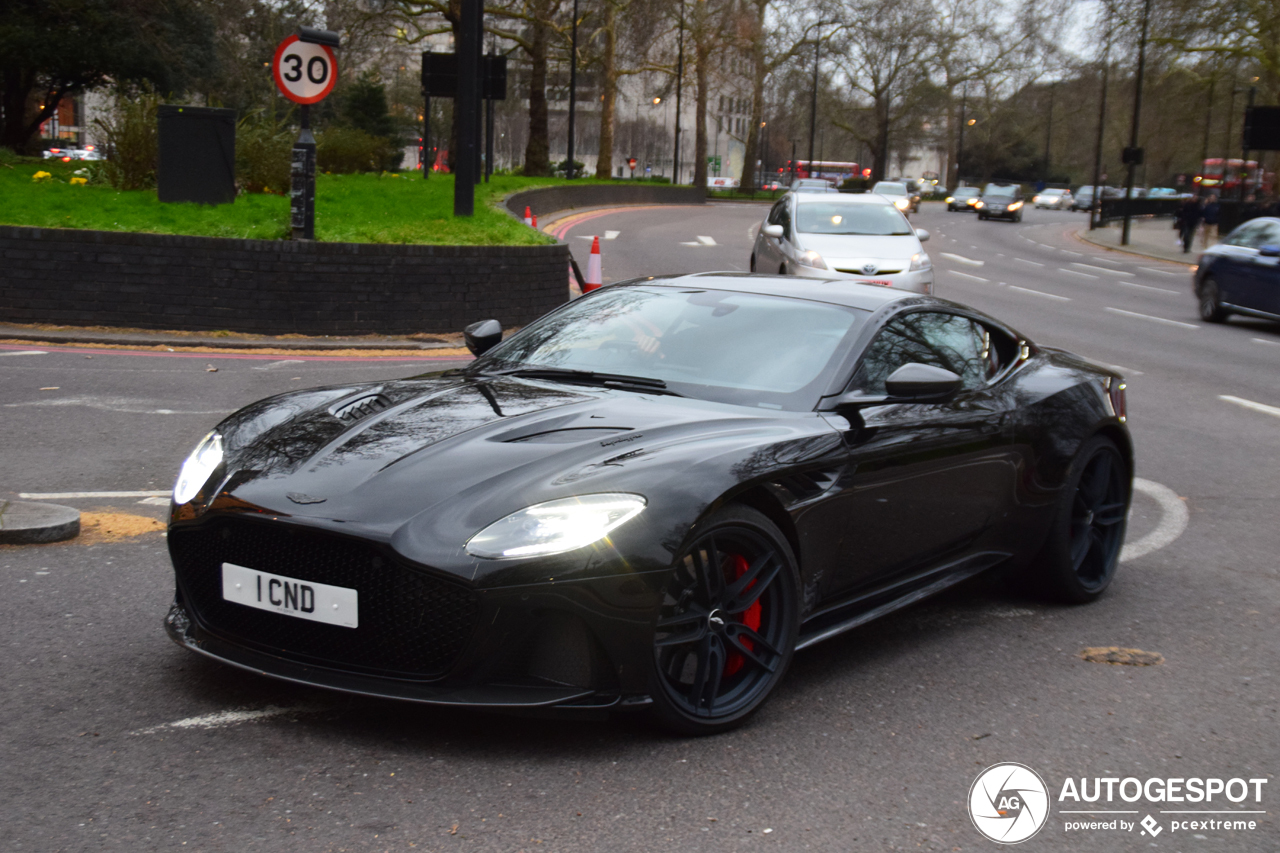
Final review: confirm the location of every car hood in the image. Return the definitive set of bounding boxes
[795,233,920,266]
[187,374,844,579]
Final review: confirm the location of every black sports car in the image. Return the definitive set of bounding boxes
[165,274,1132,734]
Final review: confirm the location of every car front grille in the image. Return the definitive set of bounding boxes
[168,517,479,680]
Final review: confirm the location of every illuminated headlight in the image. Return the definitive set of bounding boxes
[465,493,647,559]
[1008,201,1023,211]
[797,249,827,269]
[893,198,910,210]
[966,198,978,206]
[1033,195,1043,204]
[909,252,931,271]
[945,196,955,203]
[974,201,984,209]
[173,431,224,504]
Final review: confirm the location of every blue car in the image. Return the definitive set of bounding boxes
[1195,217,1280,323]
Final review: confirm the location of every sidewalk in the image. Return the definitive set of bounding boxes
[1076,217,1214,265]
[0,323,464,352]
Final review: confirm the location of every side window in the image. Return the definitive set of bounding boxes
[1258,222,1280,247]
[851,312,989,395]
[779,204,792,240]
[766,202,784,226]
[1226,222,1268,248]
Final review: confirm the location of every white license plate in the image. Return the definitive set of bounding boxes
[221,562,358,628]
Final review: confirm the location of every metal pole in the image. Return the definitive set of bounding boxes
[566,0,579,178]
[486,83,495,181]
[1042,83,1055,184]
[673,0,683,184]
[1121,0,1151,246]
[422,93,430,179]
[1199,76,1214,185]
[1222,80,1238,195]
[1241,85,1256,200]
[956,83,967,188]
[291,104,316,240]
[454,0,480,216]
[808,24,820,167]
[1089,18,1111,231]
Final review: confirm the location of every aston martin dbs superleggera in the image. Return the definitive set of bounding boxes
[165,273,1132,734]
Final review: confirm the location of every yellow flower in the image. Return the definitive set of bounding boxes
[69,176,88,186]
[32,171,53,182]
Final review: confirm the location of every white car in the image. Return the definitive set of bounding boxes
[1033,188,1073,209]
[871,181,918,213]
[750,192,933,294]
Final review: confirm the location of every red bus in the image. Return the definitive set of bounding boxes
[1196,158,1271,194]
[787,160,864,183]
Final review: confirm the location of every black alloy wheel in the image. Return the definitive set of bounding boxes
[1198,277,1229,322]
[649,505,799,734]
[1031,435,1130,603]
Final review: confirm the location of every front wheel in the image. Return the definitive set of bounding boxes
[749,253,756,272]
[1198,277,1229,322]
[649,505,800,735]
[1029,436,1130,603]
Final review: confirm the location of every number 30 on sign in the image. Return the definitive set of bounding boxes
[272,35,337,104]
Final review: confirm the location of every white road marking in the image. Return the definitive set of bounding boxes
[1008,285,1071,301]
[3,396,226,415]
[940,253,984,266]
[1014,258,1044,267]
[130,705,324,736]
[1115,280,1179,294]
[251,359,306,371]
[1250,337,1280,347]
[1104,307,1199,328]
[698,235,717,245]
[137,496,171,505]
[0,350,47,357]
[1059,268,1099,279]
[1121,479,1190,562]
[1073,263,1134,277]
[1140,267,1183,276]
[1059,249,1083,256]
[948,270,990,283]
[20,490,169,499]
[604,231,620,240]
[1220,395,1280,419]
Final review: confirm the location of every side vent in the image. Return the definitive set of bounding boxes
[772,467,842,502]
[329,393,391,422]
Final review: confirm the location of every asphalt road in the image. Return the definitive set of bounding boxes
[1,202,1277,852]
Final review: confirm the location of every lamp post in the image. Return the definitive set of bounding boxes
[1089,9,1112,231]
[1121,0,1151,246]
[673,0,685,184]
[565,0,579,178]
[808,22,825,167]
[955,82,968,188]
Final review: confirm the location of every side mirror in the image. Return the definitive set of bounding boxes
[1259,245,1280,258]
[464,319,503,356]
[915,228,930,242]
[884,363,962,399]
[762,224,784,238]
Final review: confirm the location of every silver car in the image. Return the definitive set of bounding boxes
[750,193,933,294]
[1033,188,1073,209]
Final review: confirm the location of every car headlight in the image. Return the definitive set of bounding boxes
[797,249,827,269]
[974,201,984,209]
[173,431,224,505]
[1008,201,1023,211]
[909,252,931,271]
[893,198,910,210]
[465,493,647,559]
[945,196,955,203]
[967,198,978,206]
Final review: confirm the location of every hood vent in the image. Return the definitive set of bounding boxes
[329,392,391,422]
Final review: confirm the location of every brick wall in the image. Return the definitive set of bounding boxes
[0,226,570,335]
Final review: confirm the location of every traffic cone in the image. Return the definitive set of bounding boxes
[532,213,538,229]
[523,206,533,227]
[584,236,603,292]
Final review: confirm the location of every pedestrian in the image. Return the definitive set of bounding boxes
[1200,193,1220,249]
[1175,196,1202,254]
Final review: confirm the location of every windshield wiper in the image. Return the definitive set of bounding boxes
[484,366,684,396]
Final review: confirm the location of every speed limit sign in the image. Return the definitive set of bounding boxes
[272,34,337,104]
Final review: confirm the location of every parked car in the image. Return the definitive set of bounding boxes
[1147,187,1180,199]
[752,191,932,292]
[1072,186,1097,211]
[871,181,918,213]
[976,183,1024,221]
[1033,188,1074,209]
[790,178,837,193]
[1194,217,1280,323]
[946,187,982,211]
[164,275,1132,733]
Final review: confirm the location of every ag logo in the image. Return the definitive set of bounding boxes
[968,762,1049,844]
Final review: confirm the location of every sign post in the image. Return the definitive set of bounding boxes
[273,28,339,240]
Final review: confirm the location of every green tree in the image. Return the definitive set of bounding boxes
[342,71,398,139]
[0,0,214,152]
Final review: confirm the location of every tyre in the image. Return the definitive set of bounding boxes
[1015,213,1023,223]
[649,505,800,735]
[1030,435,1130,603]
[779,264,787,275]
[1198,277,1229,322]
[749,254,756,272]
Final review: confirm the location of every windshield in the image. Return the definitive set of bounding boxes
[983,184,1016,197]
[874,183,907,195]
[953,188,979,197]
[1040,189,1064,196]
[472,286,865,410]
[796,202,913,236]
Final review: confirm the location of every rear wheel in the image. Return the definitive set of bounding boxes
[749,253,756,272]
[1198,277,1229,322]
[1030,436,1130,603]
[779,263,787,275]
[649,506,800,735]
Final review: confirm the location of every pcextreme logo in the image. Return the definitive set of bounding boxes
[969,763,1050,844]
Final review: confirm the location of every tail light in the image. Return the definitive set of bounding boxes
[1107,377,1127,422]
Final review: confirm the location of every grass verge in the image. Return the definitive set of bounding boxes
[1,156,609,245]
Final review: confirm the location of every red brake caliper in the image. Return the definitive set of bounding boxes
[723,554,762,677]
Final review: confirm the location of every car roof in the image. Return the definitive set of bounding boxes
[613,272,924,312]
[791,192,894,206]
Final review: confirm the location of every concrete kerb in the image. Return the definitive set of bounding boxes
[0,324,458,351]
[0,499,80,544]
[1074,221,1198,268]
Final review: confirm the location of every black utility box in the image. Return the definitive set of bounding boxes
[157,105,236,205]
